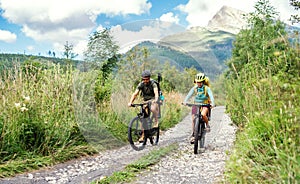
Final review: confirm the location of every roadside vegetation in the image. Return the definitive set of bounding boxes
[0,28,203,177]
[224,0,300,183]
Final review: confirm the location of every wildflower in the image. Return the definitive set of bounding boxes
[20,106,28,112]
[23,96,30,103]
[273,51,281,56]
[15,103,21,108]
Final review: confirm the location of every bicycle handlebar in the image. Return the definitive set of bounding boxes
[130,99,164,107]
[182,102,211,108]
[130,102,151,107]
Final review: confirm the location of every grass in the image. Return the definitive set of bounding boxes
[0,144,97,177]
[223,57,300,183]
[92,143,179,184]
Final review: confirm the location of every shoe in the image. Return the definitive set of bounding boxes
[190,136,195,144]
[206,125,211,132]
[199,147,205,153]
[139,133,144,143]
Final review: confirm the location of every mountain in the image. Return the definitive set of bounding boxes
[207,5,248,34]
[154,6,247,78]
[158,28,235,79]
[125,6,245,79]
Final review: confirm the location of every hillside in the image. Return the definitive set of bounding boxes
[130,41,204,72]
[157,6,243,79]
[0,53,80,71]
[158,28,235,79]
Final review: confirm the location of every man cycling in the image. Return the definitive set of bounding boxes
[183,73,215,144]
[128,70,159,142]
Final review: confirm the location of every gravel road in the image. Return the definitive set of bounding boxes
[0,106,236,184]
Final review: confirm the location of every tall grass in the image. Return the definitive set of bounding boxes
[0,63,98,176]
[224,56,300,182]
[1,64,80,158]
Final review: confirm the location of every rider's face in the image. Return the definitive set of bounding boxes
[142,77,150,84]
[196,81,203,87]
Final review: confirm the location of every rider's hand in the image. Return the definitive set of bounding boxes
[182,102,187,106]
[128,103,132,107]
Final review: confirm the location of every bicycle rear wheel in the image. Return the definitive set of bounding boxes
[128,117,145,151]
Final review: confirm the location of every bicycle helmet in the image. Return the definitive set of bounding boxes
[141,70,151,78]
[195,72,206,82]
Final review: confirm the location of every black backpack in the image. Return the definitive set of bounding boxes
[157,73,162,96]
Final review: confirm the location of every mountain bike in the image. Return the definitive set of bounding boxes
[183,103,211,154]
[128,101,160,151]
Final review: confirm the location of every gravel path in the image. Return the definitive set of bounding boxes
[131,106,236,184]
[0,106,236,184]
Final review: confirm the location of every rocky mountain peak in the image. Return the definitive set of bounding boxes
[207,5,248,34]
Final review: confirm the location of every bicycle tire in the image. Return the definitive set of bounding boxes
[149,126,159,145]
[144,115,159,146]
[194,117,200,154]
[199,120,206,150]
[194,116,206,154]
[128,116,145,151]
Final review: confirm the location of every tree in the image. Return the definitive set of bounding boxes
[83,28,120,103]
[63,41,78,59]
[290,0,300,24]
[84,28,119,64]
[226,0,288,78]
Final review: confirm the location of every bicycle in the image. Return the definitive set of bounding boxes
[183,103,211,154]
[128,101,160,151]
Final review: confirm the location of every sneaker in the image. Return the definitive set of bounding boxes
[139,133,145,143]
[190,136,195,144]
[206,125,211,132]
[199,147,205,153]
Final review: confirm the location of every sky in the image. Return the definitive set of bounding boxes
[0,0,298,59]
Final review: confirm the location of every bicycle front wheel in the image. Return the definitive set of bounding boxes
[149,126,159,145]
[194,117,200,154]
[128,116,145,151]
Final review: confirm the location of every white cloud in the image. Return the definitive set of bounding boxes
[0,30,17,43]
[159,12,179,24]
[178,0,297,27]
[27,45,34,51]
[111,24,162,52]
[110,20,185,53]
[91,0,151,16]
[0,0,151,57]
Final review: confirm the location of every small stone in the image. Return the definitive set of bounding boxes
[27,173,33,179]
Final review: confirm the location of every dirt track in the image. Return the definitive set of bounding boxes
[1,106,236,184]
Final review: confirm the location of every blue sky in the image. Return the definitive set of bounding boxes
[0,0,297,59]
